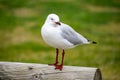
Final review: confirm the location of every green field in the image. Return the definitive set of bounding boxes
[0,0,120,80]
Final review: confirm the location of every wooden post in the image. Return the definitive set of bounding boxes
[0,62,102,80]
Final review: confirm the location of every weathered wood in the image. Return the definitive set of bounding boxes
[0,62,102,80]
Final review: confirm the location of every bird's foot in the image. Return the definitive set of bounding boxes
[55,64,63,71]
[48,62,58,66]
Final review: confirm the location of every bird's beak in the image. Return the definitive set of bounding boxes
[55,22,61,25]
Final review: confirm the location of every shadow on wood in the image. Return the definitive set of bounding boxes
[0,62,102,80]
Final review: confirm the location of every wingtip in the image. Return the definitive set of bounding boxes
[92,41,97,44]
[87,39,97,44]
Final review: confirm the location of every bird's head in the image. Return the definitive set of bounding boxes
[45,13,61,26]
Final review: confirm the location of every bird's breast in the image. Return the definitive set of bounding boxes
[41,25,74,49]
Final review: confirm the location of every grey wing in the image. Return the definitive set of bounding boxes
[60,23,86,45]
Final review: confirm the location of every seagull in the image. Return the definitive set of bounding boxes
[41,13,96,71]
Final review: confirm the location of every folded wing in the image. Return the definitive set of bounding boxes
[60,23,89,45]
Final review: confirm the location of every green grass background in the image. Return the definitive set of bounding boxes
[0,0,120,80]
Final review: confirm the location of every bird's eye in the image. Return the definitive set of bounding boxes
[51,18,54,20]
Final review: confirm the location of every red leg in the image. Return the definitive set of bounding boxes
[49,48,59,66]
[55,49,65,71]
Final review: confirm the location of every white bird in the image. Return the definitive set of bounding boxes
[41,13,96,70]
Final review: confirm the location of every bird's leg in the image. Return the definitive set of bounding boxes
[55,48,59,65]
[55,49,65,71]
[49,48,59,66]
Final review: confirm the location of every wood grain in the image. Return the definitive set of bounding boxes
[0,62,102,80]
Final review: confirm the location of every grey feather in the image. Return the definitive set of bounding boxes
[60,23,84,45]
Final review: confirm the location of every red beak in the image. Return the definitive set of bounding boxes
[55,22,61,25]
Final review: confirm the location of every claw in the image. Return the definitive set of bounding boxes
[55,64,63,71]
[48,62,58,66]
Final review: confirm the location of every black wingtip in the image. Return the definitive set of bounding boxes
[87,39,97,44]
[92,41,97,44]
